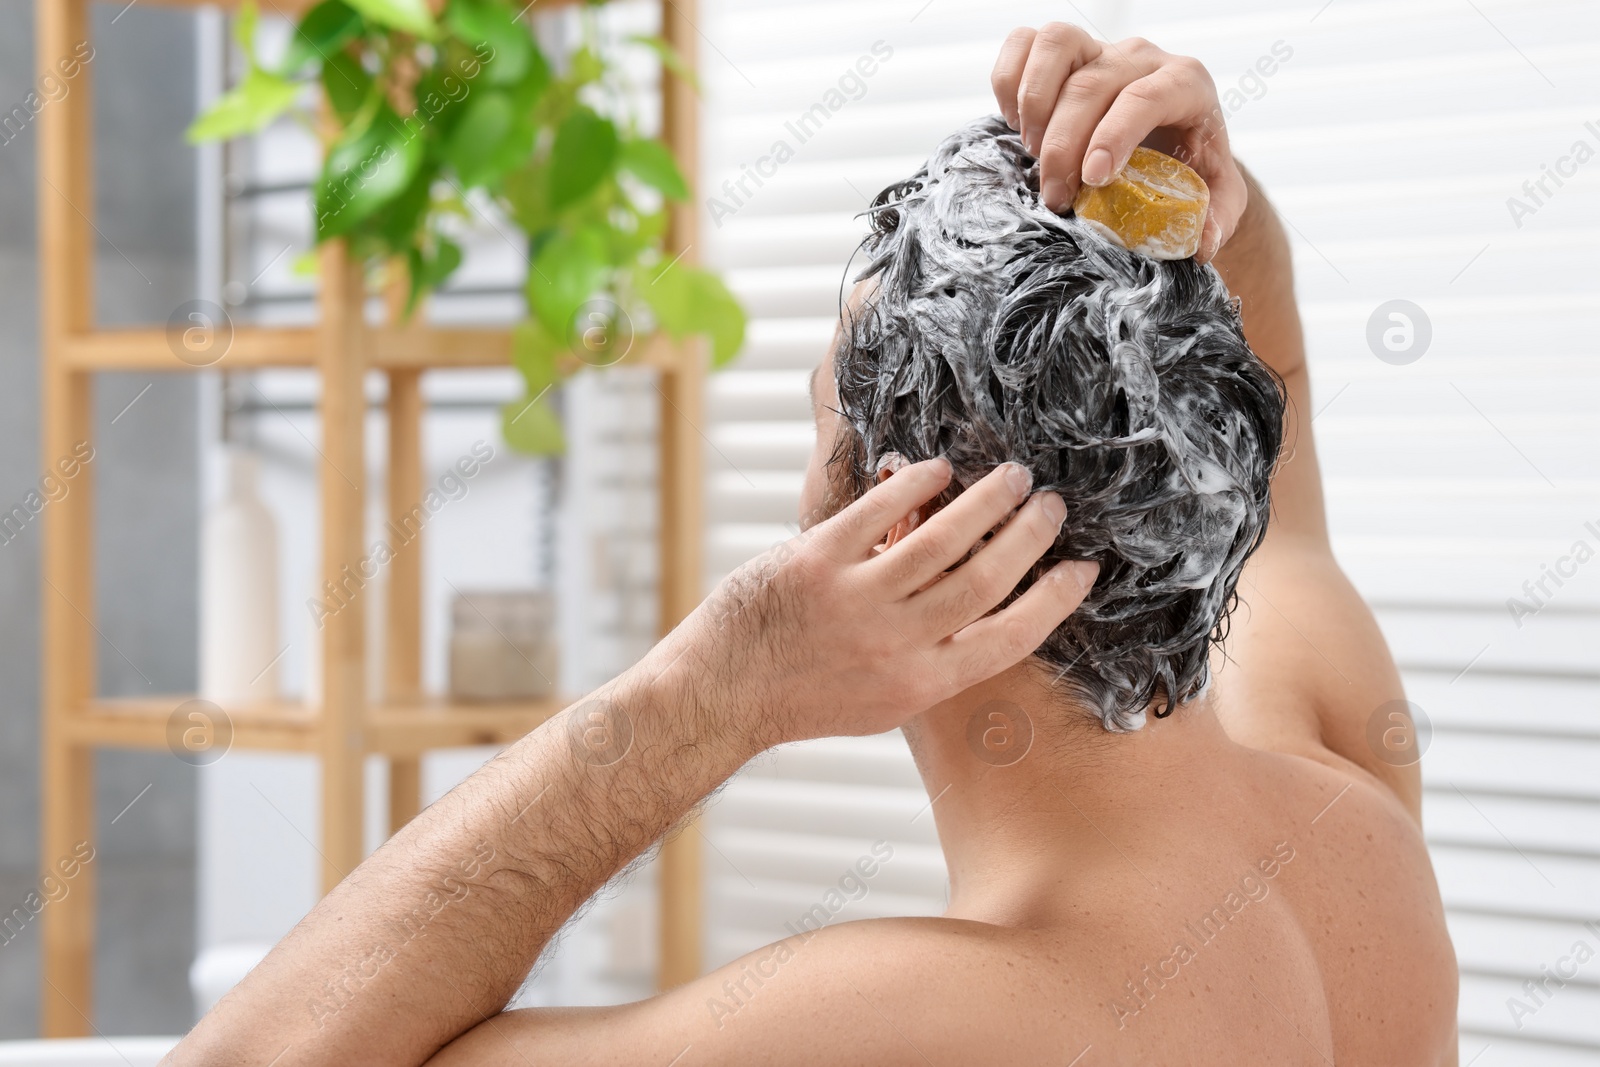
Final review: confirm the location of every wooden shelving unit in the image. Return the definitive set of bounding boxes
[36,0,707,1034]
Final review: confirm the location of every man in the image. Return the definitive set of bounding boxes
[169,25,1458,1066]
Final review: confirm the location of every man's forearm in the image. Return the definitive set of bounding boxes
[1209,164,1307,382]
[168,642,757,1067]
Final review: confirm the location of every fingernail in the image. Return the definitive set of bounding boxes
[1042,177,1068,213]
[1040,492,1066,525]
[1082,148,1114,187]
[1050,558,1097,591]
[1003,462,1033,496]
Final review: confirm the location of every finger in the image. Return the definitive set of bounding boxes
[1081,57,1216,191]
[939,559,1100,690]
[1161,102,1240,262]
[865,462,1035,599]
[1014,22,1101,156]
[990,26,1037,130]
[1194,153,1247,263]
[908,490,1068,638]
[1036,50,1147,212]
[817,457,953,559]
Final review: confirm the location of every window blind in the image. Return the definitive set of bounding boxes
[697,1,1600,1060]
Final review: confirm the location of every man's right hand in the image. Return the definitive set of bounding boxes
[990,23,1248,262]
[660,459,1098,750]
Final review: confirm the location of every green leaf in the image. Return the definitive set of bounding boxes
[527,225,608,340]
[405,236,462,315]
[628,34,700,93]
[502,163,550,234]
[343,0,436,38]
[444,0,534,86]
[433,238,463,282]
[280,0,364,76]
[639,260,746,367]
[603,206,668,265]
[415,236,461,292]
[569,46,604,86]
[186,67,301,142]
[635,207,669,246]
[511,318,561,393]
[235,0,260,54]
[411,59,470,135]
[370,159,436,248]
[404,246,426,314]
[502,394,565,454]
[320,51,374,124]
[314,107,426,239]
[440,89,516,187]
[687,267,746,366]
[618,137,688,201]
[548,109,617,212]
[637,257,693,335]
[508,45,551,109]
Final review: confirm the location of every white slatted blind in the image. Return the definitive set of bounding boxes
[698,1,1600,1061]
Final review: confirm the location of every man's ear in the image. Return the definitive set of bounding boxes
[873,453,940,552]
[875,466,921,551]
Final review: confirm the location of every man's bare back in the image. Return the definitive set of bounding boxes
[530,715,1456,1065]
[623,742,1453,1065]
[165,23,1458,1067]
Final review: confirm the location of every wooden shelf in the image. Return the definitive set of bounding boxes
[63,695,565,755]
[37,0,708,1033]
[61,325,679,372]
[370,696,565,754]
[65,326,318,370]
[66,697,314,752]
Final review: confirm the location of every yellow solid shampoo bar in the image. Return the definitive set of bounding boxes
[1071,147,1209,261]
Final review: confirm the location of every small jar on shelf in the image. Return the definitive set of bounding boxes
[448,590,558,702]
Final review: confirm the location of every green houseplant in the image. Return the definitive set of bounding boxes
[190,0,744,454]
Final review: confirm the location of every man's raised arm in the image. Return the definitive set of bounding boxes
[1208,169,1422,816]
[1210,165,1327,546]
[164,460,1092,1067]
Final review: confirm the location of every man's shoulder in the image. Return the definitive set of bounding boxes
[664,906,1347,1065]
[447,852,1443,1067]
[676,916,1112,1062]
[446,916,1112,1066]
[1206,749,1460,1063]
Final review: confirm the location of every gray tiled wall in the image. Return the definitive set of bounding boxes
[0,0,202,1037]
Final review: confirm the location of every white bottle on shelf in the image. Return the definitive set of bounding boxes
[199,448,281,705]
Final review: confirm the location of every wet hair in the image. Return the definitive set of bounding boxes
[831,115,1284,731]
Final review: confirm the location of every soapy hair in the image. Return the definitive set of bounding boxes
[832,115,1284,731]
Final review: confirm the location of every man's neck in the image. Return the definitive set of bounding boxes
[902,666,1243,927]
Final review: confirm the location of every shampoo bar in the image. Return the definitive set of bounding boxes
[1071,147,1209,261]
